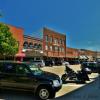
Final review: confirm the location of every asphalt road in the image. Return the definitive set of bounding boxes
[55,76,100,100]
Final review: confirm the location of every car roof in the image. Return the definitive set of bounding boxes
[0,60,30,64]
[83,61,96,63]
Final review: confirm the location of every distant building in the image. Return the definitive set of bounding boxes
[66,47,79,59]
[23,35,43,51]
[78,49,97,61]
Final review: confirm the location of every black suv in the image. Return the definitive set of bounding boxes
[0,61,62,100]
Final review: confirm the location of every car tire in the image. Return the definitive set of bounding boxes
[36,86,55,100]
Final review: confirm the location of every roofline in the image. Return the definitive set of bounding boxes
[24,35,43,41]
[43,27,66,36]
[0,22,24,30]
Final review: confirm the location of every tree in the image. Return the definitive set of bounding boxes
[0,23,18,59]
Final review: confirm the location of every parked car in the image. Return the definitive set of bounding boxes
[62,61,70,66]
[54,60,62,66]
[44,60,53,66]
[32,60,45,67]
[81,61,100,74]
[0,61,62,100]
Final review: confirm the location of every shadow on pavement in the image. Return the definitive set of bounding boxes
[0,89,37,100]
[55,76,100,100]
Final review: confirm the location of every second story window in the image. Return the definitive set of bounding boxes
[59,47,62,52]
[38,44,42,50]
[34,43,38,49]
[54,38,58,44]
[50,46,52,51]
[45,35,48,42]
[45,45,48,50]
[59,39,62,44]
[49,37,52,43]
[29,42,33,49]
[23,41,28,49]
[62,47,64,52]
[62,40,65,45]
[54,46,58,51]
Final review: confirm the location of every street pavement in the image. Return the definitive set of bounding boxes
[55,76,100,100]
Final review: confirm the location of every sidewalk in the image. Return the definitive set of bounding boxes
[55,76,100,100]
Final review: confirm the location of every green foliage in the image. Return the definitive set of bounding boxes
[0,23,18,57]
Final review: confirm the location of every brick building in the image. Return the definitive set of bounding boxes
[2,23,99,63]
[0,23,24,60]
[66,47,79,59]
[78,49,96,61]
[23,35,42,51]
[43,27,66,57]
[8,24,24,53]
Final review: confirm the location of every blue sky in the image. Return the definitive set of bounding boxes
[0,0,100,51]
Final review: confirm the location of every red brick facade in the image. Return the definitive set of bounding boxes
[66,47,79,58]
[8,25,24,53]
[43,27,66,58]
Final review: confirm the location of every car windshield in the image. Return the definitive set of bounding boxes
[29,64,43,75]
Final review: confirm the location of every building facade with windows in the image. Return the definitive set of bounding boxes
[23,35,43,51]
[43,27,66,59]
[66,47,79,59]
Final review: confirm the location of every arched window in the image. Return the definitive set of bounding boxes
[23,41,28,49]
[33,43,38,49]
[29,42,33,49]
[38,44,42,50]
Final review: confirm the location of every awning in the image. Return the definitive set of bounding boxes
[25,50,44,57]
[79,56,84,59]
[79,56,88,59]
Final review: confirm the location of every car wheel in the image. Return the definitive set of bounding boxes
[36,86,53,100]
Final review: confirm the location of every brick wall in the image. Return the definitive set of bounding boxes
[8,25,24,53]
